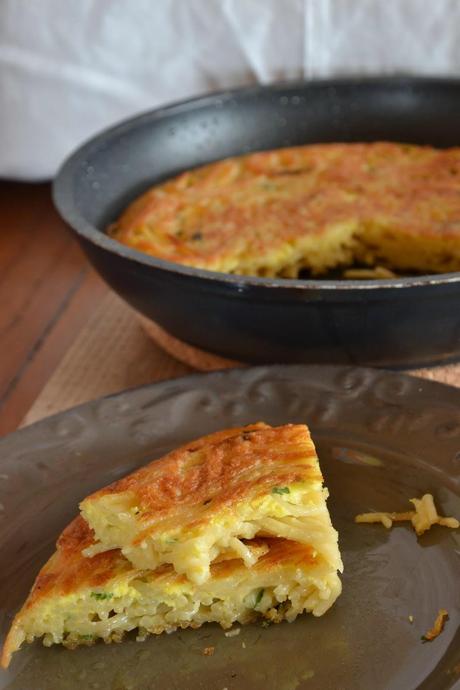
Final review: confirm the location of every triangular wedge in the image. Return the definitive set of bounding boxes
[2,517,342,668]
[80,423,342,584]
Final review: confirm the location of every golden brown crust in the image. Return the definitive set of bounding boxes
[24,518,130,607]
[81,423,320,536]
[110,142,460,276]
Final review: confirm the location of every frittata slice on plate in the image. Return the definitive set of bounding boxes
[80,423,342,584]
[1,517,342,668]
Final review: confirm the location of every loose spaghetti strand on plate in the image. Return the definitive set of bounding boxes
[355,494,459,536]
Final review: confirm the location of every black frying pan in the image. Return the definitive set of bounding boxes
[53,77,460,367]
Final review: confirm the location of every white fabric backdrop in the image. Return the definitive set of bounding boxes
[1,0,460,180]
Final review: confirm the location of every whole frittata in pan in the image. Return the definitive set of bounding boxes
[110,142,460,278]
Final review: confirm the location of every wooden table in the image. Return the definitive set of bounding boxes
[0,182,107,435]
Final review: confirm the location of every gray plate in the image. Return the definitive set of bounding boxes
[0,365,459,690]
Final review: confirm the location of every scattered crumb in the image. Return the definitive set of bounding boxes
[242,641,246,649]
[224,628,240,638]
[408,615,414,624]
[422,609,449,642]
[203,646,215,656]
[355,494,459,536]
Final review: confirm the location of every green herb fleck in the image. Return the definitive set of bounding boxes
[80,634,94,640]
[254,589,264,607]
[261,620,271,628]
[272,486,290,495]
[90,592,113,601]
[165,538,178,544]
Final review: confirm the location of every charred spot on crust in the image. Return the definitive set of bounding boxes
[270,167,312,176]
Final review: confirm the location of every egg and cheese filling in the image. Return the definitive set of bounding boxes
[82,481,341,585]
[2,537,341,666]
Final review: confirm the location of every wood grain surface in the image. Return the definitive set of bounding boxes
[0,182,107,435]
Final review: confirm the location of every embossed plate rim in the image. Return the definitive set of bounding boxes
[3,363,460,442]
